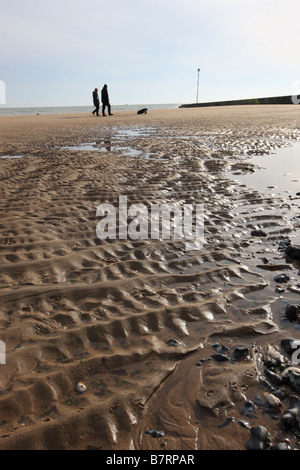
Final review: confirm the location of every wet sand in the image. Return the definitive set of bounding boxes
[0,105,300,450]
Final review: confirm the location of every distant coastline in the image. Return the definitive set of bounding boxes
[0,103,180,117]
[179,94,300,108]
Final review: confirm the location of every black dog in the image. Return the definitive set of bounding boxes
[137,108,148,114]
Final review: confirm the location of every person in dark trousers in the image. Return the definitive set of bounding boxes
[101,84,113,116]
[92,88,100,116]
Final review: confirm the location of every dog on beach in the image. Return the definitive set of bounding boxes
[137,108,148,114]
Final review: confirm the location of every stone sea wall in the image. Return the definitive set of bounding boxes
[179,95,299,108]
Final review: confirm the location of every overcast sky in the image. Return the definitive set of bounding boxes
[1,0,300,107]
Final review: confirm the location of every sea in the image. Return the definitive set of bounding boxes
[0,103,180,117]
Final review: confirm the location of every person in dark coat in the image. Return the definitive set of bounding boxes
[101,84,113,116]
[92,88,100,116]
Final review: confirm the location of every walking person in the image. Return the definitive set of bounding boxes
[101,84,113,116]
[92,88,100,116]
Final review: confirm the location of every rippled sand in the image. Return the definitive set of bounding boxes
[0,106,300,450]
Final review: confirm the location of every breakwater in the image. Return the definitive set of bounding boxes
[179,94,299,108]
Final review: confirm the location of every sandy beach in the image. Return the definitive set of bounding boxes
[1,105,300,450]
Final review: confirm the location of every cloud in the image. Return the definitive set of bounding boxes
[1,0,300,106]
[161,0,300,68]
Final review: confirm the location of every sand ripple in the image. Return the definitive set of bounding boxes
[0,107,300,449]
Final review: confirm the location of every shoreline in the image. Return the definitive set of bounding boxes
[0,106,300,450]
[0,102,299,117]
[0,103,180,118]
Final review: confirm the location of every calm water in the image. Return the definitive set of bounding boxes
[228,141,300,196]
[0,103,180,117]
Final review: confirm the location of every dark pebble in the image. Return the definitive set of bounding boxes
[274,273,290,283]
[272,389,286,401]
[284,304,300,323]
[259,376,276,391]
[238,419,250,429]
[251,229,267,237]
[210,353,230,362]
[145,429,166,438]
[280,411,297,431]
[286,245,300,261]
[232,346,249,362]
[212,342,229,354]
[264,368,283,387]
[270,442,291,450]
[264,358,281,368]
[282,367,300,392]
[289,395,300,411]
[245,426,271,450]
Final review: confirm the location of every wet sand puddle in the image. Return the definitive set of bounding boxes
[227,140,300,197]
[60,127,162,160]
[1,113,300,450]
